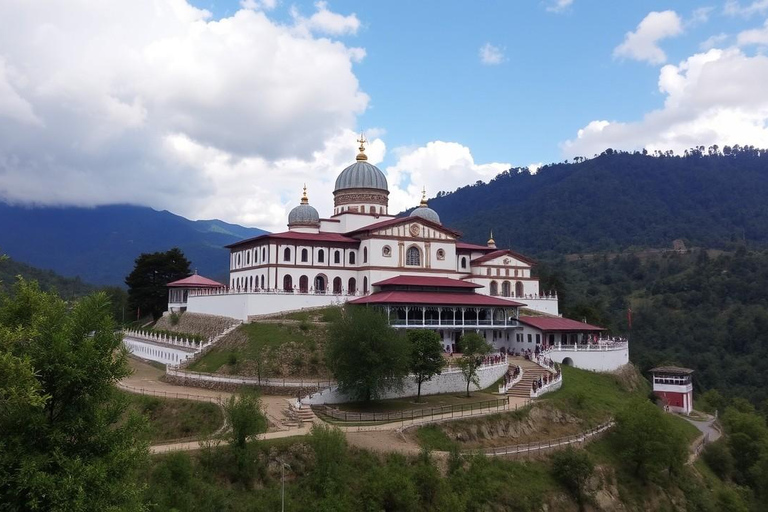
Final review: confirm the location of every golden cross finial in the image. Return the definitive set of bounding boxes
[420,186,428,206]
[356,132,368,161]
[301,183,308,204]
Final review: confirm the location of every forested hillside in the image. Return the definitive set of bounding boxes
[0,254,94,298]
[428,147,768,254]
[537,247,768,408]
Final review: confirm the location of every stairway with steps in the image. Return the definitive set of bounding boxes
[282,401,317,428]
[506,357,554,398]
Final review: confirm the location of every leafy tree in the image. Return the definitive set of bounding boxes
[308,424,349,497]
[407,330,445,402]
[0,279,148,511]
[702,439,735,480]
[456,332,492,397]
[325,306,410,401]
[224,391,268,451]
[125,247,191,320]
[551,447,595,511]
[613,398,686,481]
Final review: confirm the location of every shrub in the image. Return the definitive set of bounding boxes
[702,439,734,480]
[227,352,239,366]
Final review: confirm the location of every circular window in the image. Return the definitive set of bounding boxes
[436,249,445,260]
[382,245,392,257]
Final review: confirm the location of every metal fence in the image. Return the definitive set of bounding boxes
[166,367,335,389]
[117,382,224,404]
[471,420,615,458]
[317,397,512,423]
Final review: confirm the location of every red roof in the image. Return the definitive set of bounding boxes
[345,216,462,237]
[471,249,537,266]
[518,316,605,332]
[167,274,224,288]
[226,231,359,248]
[456,242,495,251]
[373,276,482,289]
[350,291,525,307]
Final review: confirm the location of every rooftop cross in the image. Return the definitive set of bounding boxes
[356,133,368,161]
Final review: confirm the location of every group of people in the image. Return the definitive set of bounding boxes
[531,368,561,393]
[501,364,521,389]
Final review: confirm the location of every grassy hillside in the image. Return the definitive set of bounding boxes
[0,254,95,298]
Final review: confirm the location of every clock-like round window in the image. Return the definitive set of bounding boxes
[436,249,445,260]
[409,224,421,237]
[382,245,392,257]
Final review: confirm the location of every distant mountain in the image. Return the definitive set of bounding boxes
[424,148,768,255]
[0,254,95,299]
[0,204,267,286]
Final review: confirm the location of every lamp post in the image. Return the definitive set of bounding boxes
[278,458,291,512]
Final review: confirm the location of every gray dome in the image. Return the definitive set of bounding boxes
[410,206,441,224]
[334,161,388,192]
[288,203,320,227]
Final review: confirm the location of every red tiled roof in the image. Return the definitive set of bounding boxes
[373,276,483,288]
[518,316,605,331]
[225,231,360,248]
[471,249,537,266]
[167,274,225,288]
[456,242,495,251]
[350,291,525,307]
[345,216,462,237]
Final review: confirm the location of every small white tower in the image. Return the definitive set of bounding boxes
[650,366,694,415]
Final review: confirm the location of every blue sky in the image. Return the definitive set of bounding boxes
[1,1,768,230]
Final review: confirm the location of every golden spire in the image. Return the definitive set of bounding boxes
[356,132,368,161]
[487,229,496,248]
[420,186,428,207]
[301,183,309,204]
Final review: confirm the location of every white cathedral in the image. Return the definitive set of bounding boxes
[173,137,631,367]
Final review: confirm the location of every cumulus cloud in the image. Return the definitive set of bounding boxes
[0,0,369,231]
[737,19,768,45]
[384,141,510,214]
[546,0,574,13]
[613,11,683,64]
[562,48,768,158]
[724,0,768,17]
[240,0,277,10]
[479,43,505,65]
[292,1,361,36]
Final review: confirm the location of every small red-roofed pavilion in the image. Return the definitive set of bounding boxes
[167,272,224,313]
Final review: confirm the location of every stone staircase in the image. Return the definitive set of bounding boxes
[506,357,553,398]
[281,401,317,428]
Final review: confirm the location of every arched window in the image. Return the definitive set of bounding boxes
[382,245,391,257]
[333,277,342,294]
[249,276,253,290]
[515,281,524,297]
[283,248,291,262]
[237,254,241,267]
[502,281,511,297]
[348,277,356,294]
[334,250,340,264]
[436,249,445,260]
[461,257,467,269]
[349,251,356,265]
[260,275,265,289]
[406,246,420,266]
[363,276,368,294]
[246,252,250,265]
[370,205,375,213]
[314,275,326,293]
[318,249,325,263]
[299,275,309,293]
[301,248,308,263]
[262,247,266,262]
[283,275,293,292]
[490,281,499,296]
[363,247,368,263]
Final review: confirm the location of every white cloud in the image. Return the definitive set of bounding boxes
[240,0,277,10]
[292,1,361,36]
[384,141,510,214]
[0,0,368,231]
[700,33,729,50]
[563,48,768,158]
[690,6,714,26]
[546,0,573,13]
[613,11,684,64]
[737,19,768,45]
[724,0,768,17]
[527,162,543,174]
[479,43,505,65]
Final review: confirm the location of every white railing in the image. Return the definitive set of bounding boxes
[166,366,335,389]
[190,287,368,298]
[498,365,523,394]
[530,371,562,398]
[123,329,207,351]
[551,340,628,352]
[444,353,508,372]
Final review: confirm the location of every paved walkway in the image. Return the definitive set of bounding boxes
[681,412,721,464]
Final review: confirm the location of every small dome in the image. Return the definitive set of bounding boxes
[410,206,440,224]
[288,186,320,227]
[409,187,440,224]
[334,161,388,192]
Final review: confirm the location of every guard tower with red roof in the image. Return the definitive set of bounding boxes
[167,272,225,313]
[650,366,694,415]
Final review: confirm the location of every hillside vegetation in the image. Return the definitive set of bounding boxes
[427,148,768,254]
[0,254,94,298]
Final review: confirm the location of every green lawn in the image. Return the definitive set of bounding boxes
[120,390,224,442]
[333,391,503,413]
[281,306,342,323]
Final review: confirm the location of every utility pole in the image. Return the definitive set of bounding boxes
[278,458,291,512]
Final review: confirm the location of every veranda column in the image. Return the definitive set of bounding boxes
[405,306,409,327]
[438,307,443,327]
[422,306,426,326]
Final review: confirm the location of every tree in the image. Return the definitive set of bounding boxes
[456,332,492,397]
[308,424,349,497]
[325,306,410,401]
[125,247,191,320]
[0,279,148,511]
[407,330,445,402]
[224,391,268,451]
[551,447,595,511]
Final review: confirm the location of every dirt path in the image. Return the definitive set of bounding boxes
[345,430,423,455]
